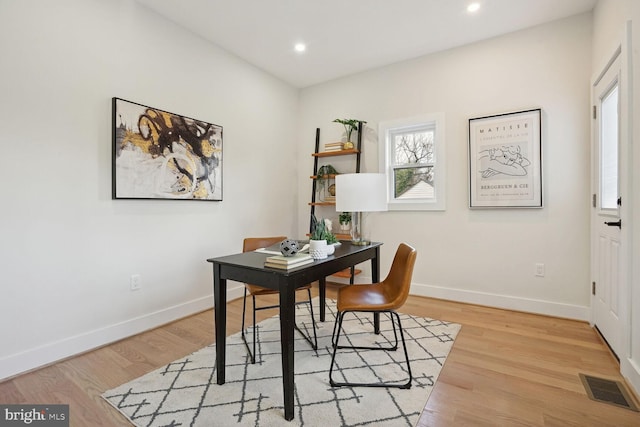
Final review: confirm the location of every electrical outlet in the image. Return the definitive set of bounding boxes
[535,263,545,277]
[130,274,142,291]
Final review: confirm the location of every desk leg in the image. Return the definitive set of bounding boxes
[319,278,326,322]
[371,247,381,335]
[213,263,226,385]
[279,285,296,421]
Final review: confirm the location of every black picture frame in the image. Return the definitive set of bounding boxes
[112,97,223,201]
[468,108,542,208]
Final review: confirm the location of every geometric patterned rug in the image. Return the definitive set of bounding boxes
[102,298,460,426]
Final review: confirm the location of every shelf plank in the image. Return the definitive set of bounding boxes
[312,149,360,158]
[309,202,335,206]
[331,268,362,278]
[310,174,338,179]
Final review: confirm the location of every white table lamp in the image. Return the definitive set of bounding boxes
[336,173,387,245]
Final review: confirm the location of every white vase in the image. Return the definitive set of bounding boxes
[309,239,327,259]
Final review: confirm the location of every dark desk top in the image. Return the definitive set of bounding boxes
[207,242,382,276]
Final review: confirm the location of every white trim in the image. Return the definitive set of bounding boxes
[378,113,446,211]
[0,284,245,381]
[330,275,589,320]
[621,358,640,400]
[410,282,590,321]
[619,19,640,398]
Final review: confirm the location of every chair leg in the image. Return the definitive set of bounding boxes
[334,312,398,352]
[240,288,256,364]
[293,289,318,350]
[306,288,318,349]
[252,294,257,362]
[243,287,318,364]
[331,308,340,348]
[392,311,412,388]
[388,311,399,351]
[328,311,345,386]
[329,310,412,389]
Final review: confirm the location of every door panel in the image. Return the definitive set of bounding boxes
[592,52,623,356]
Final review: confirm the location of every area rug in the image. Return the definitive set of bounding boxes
[103,299,460,426]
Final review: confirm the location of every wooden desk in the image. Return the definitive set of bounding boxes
[207,242,381,421]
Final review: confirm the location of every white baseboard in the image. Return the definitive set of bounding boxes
[0,284,245,382]
[331,275,589,320]
[1,280,589,381]
[410,282,590,321]
[621,358,640,399]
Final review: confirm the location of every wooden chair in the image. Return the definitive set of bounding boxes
[241,236,318,364]
[329,243,417,388]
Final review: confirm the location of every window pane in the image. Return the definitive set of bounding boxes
[394,166,434,199]
[600,84,619,210]
[393,130,434,165]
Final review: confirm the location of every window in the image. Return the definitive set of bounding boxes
[379,113,446,210]
[600,83,619,211]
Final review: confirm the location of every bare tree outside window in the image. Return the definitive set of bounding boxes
[394,132,434,164]
[393,130,435,197]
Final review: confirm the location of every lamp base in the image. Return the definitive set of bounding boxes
[350,212,369,246]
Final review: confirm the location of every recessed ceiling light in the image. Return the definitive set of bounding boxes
[467,2,481,13]
[294,43,306,53]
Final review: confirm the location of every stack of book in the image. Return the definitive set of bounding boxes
[264,253,314,270]
[323,142,344,152]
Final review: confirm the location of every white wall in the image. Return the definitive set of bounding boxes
[0,0,299,380]
[298,13,593,320]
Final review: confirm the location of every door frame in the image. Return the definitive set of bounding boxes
[590,22,632,367]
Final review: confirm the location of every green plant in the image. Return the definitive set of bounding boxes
[333,119,366,142]
[339,212,351,224]
[315,164,339,193]
[310,215,338,244]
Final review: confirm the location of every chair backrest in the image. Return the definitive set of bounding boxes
[243,236,288,253]
[381,243,417,310]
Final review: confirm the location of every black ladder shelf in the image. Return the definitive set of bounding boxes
[309,121,364,283]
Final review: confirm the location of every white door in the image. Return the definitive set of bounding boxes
[591,50,626,357]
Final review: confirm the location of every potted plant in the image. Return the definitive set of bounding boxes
[338,212,351,232]
[333,119,367,146]
[315,164,339,196]
[309,215,337,259]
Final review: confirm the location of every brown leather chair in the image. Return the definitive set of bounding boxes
[241,236,318,364]
[329,243,417,388]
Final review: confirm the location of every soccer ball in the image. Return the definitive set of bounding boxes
[279,239,300,257]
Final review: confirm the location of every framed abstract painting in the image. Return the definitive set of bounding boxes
[468,109,542,208]
[112,98,223,201]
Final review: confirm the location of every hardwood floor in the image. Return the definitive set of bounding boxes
[1,285,639,426]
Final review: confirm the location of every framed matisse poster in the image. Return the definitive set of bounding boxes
[468,109,542,208]
[112,98,223,201]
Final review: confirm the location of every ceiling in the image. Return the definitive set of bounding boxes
[135,0,598,88]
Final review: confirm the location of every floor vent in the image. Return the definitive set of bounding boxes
[579,374,639,412]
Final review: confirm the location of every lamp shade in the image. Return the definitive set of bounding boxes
[336,173,387,212]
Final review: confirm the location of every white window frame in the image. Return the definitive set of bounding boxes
[378,113,446,211]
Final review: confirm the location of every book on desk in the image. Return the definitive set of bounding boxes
[264,253,314,270]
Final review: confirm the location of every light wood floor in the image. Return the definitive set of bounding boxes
[1,284,639,426]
